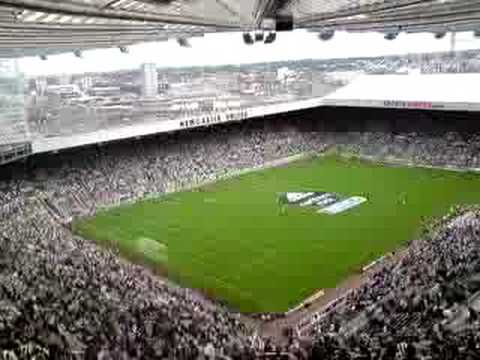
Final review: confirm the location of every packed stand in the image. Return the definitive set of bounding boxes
[0,122,325,359]
[337,132,480,169]
[0,118,479,359]
[303,208,480,359]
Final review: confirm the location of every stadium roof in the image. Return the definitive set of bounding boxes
[322,73,480,111]
[2,0,480,58]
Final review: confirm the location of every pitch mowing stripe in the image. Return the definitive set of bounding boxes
[167,244,260,288]
[134,237,168,264]
[170,255,259,310]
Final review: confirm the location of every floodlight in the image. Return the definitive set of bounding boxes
[318,30,335,41]
[255,32,264,42]
[384,32,398,40]
[264,32,276,44]
[243,32,254,45]
[177,38,191,47]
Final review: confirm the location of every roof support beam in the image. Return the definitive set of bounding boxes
[0,38,163,47]
[0,0,242,28]
[310,9,480,31]
[253,0,275,27]
[296,0,435,26]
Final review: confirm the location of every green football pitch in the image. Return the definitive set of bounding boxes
[74,155,480,313]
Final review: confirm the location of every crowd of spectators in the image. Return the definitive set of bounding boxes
[301,208,480,359]
[0,185,257,358]
[338,132,480,169]
[0,118,479,359]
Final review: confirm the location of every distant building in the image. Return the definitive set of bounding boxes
[80,76,93,91]
[0,59,17,74]
[59,74,71,86]
[88,86,121,97]
[277,67,295,82]
[0,59,31,164]
[213,99,241,110]
[35,77,48,95]
[141,63,158,98]
[324,71,361,85]
[46,84,81,98]
[158,82,169,92]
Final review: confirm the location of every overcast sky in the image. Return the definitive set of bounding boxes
[18,29,480,76]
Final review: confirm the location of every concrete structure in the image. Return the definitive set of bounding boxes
[141,63,158,98]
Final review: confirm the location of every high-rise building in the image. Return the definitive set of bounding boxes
[0,59,31,165]
[80,75,93,91]
[35,76,48,95]
[141,63,158,98]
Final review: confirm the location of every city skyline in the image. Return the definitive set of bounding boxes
[18,30,480,76]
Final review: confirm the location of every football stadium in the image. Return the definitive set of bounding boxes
[74,151,479,314]
[1,1,480,359]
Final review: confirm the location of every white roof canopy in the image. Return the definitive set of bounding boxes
[323,73,480,111]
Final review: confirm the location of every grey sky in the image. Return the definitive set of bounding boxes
[18,30,480,76]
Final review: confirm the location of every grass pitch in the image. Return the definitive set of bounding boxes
[74,155,480,313]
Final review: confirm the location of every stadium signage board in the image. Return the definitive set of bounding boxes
[179,111,248,129]
[278,191,366,215]
[383,100,445,110]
